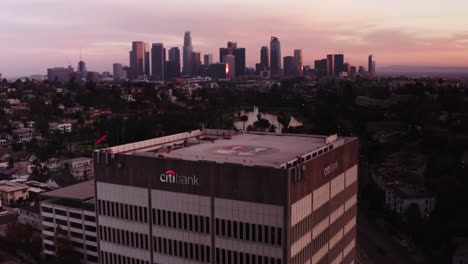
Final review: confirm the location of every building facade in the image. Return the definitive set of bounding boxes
[183,32,193,76]
[270,37,282,77]
[151,43,165,81]
[129,41,146,80]
[40,181,98,264]
[94,130,358,264]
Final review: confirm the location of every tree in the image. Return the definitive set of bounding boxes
[30,163,50,183]
[54,226,81,264]
[277,113,291,133]
[5,221,34,248]
[240,115,248,131]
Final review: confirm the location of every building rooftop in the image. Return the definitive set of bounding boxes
[102,129,349,169]
[0,180,29,192]
[40,180,94,201]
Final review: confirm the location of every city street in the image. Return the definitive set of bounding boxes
[356,210,421,264]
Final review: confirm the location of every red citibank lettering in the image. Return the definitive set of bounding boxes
[324,161,338,176]
[160,170,199,186]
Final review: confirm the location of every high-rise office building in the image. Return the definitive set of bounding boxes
[204,54,213,66]
[283,56,297,77]
[219,42,246,78]
[183,31,193,76]
[209,63,228,79]
[334,54,345,76]
[151,43,165,81]
[358,66,366,74]
[223,55,236,79]
[368,55,376,76]
[294,49,303,75]
[145,43,151,76]
[78,59,87,80]
[261,46,269,68]
[314,59,329,78]
[94,129,358,264]
[270,37,282,76]
[327,54,335,77]
[113,63,124,81]
[129,41,146,80]
[350,66,357,79]
[166,47,181,80]
[191,52,201,76]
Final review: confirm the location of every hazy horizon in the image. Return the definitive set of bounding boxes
[2,0,468,77]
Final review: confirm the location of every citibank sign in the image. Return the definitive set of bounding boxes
[324,161,338,176]
[160,170,199,186]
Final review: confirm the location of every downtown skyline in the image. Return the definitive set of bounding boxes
[2,0,468,77]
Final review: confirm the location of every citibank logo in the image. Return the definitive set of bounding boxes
[324,161,338,176]
[160,170,199,186]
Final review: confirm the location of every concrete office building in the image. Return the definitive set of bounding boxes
[47,67,73,84]
[192,52,202,76]
[209,63,228,79]
[94,129,359,264]
[183,32,193,76]
[294,49,303,75]
[334,54,345,76]
[40,181,97,263]
[283,56,297,77]
[113,63,125,81]
[220,42,246,78]
[315,59,328,78]
[223,55,236,79]
[368,55,376,76]
[204,54,213,66]
[166,47,181,80]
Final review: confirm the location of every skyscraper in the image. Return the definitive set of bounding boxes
[77,59,87,80]
[260,46,269,68]
[327,54,335,77]
[204,54,213,66]
[144,43,151,76]
[294,49,303,75]
[270,37,282,76]
[191,52,201,76]
[113,63,124,81]
[183,31,193,76]
[219,42,246,78]
[223,55,236,79]
[334,54,345,76]
[151,43,165,81]
[166,47,181,80]
[129,41,146,80]
[283,56,296,77]
[315,59,328,78]
[368,54,376,76]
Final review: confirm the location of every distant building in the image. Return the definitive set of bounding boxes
[270,36,282,76]
[260,46,269,69]
[112,63,125,81]
[315,59,328,78]
[350,66,357,78]
[77,60,87,80]
[129,41,146,80]
[385,184,435,220]
[209,63,228,79]
[0,180,29,206]
[166,47,181,80]
[368,54,376,76]
[144,43,150,77]
[191,52,202,76]
[49,122,72,134]
[183,31,193,76]
[47,67,73,84]
[283,56,297,77]
[63,157,94,181]
[223,55,236,79]
[204,54,213,66]
[327,54,335,76]
[294,49,303,75]
[220,42,246,78]
[334,54,345,76]
[358,66,366,74]
[40,181,97,264]
[87,72,100,83]
[151,43,165,81]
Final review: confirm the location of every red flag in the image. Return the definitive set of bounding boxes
[95,135,108,145]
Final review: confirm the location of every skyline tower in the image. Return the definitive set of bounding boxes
[283,56,296,77]
[327,54,335,77]
[219,41,246,78]
[129,41,146,80]
[77,59,87,79]
[293,49,303,75]
[334,54,345,76]
[260,46,269,68]
[223,54,236,79]
[204,54,213,66]
[183,31,193,76]
[166,47,181,79]
[270,36,282,76]
[151,43,165,81]
[368,54,376,76]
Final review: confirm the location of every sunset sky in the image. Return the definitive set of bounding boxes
[1,0,468,77]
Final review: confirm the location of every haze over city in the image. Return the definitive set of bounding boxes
[2,0,468,77]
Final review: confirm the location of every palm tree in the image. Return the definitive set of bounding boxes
[240,115,248,131]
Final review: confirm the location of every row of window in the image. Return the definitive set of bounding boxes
[153,209,210,234]
[99,226,149,250]
[98,199,148,223]
[44,242,98,263]
[153,236,210,263]
[41,206,95,222]
[215,219,282,246]
[215,248,282,264]
[100,251,149,264]
[42,217,96,233]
